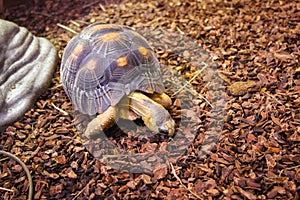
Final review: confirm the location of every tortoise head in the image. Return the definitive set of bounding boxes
[145,107,175,136]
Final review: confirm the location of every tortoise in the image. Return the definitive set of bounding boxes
[60,23,175,138]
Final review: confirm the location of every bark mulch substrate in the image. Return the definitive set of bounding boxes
[1,0,299,199]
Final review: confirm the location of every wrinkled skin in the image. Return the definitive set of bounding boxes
[84,92,175,138]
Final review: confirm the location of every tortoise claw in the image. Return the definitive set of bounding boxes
[84,117,103,139]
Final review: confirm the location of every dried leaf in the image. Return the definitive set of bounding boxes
[140,174,152,184]
[54,155,67,164]
[274,51,293,61]
[288,132,300,142]
[154,165,168,180]
[271,114,282,126]
[265,154,276,169]
[236,186,257,199]
[64,168,78,179]
[49,184,63,196]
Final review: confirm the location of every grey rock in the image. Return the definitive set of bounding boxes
[0,19,57,129]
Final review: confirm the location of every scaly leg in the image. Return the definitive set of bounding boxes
[84,106,118,139]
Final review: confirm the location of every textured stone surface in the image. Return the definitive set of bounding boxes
[0,19,57,129]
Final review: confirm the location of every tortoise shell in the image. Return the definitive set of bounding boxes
[60,23,165,115]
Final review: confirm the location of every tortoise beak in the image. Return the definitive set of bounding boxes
[158,118,175,136]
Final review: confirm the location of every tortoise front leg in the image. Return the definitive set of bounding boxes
[84,106,118,139]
